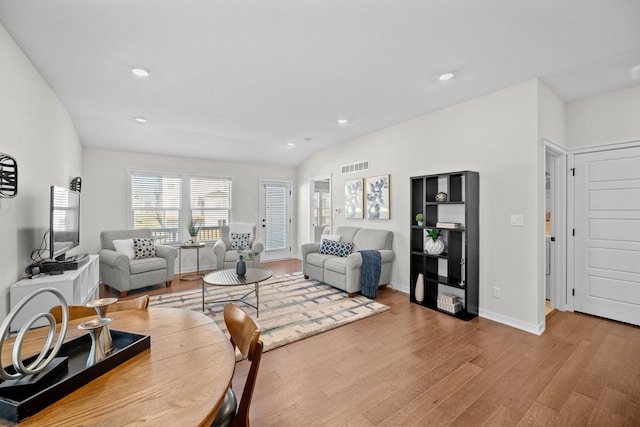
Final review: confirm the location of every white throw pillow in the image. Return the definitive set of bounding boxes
[321,234,340,242]
[113,238,135,259]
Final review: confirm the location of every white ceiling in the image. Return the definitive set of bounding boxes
[1,0,639,167]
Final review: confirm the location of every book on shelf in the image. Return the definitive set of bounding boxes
[436,222,462,229]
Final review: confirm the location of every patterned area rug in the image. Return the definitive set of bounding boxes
[148,272,390,353]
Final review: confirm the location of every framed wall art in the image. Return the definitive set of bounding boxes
[365,174,390,219]
[344,178,363,219]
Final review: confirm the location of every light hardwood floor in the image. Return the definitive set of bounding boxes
[101,260,640,426]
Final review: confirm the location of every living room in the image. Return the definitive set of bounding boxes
[1,3,640,424]
[2,1,640,334]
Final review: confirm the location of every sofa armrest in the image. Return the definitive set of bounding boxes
[301,242,321,257]
[155,244,177,260]
[213,239,228,270]
[213,239,227,257]
[155,244,178,281]
[301,242,321,276]
[379,249,394,263]
[98,249,130,271]
[250,239,264,255]
[345,249,394,267]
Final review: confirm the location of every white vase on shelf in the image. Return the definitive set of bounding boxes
[425,238,445,255]
[415,273,424,302]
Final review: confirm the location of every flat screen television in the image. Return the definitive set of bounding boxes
[50,185,80,260]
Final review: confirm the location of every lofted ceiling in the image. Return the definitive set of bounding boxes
[1,0,639,167]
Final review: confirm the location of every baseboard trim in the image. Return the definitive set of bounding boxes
[388,287,545,335]
[479,308,545,336]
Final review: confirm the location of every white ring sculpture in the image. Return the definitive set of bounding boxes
[0,288,69,380]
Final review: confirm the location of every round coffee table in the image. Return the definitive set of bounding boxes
[201,268,273,317]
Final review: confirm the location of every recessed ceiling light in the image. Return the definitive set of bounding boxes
[337,119,349,125]
[439,72,455,81]
[131,67,150,77]
[134,117,148,124]
[287,142,296,147]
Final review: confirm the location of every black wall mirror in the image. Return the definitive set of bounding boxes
[0,153,18,198]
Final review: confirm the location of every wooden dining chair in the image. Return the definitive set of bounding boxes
[212,303,263,427]
[109,295,150,312]
[48,305,94,323]
[49,295,150,323]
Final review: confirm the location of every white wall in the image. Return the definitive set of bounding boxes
[566,85,640,149]
[81,148,296,272]
[0,24,83,319]
[297,79,545,333]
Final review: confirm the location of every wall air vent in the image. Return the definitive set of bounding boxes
[341,160,369,174]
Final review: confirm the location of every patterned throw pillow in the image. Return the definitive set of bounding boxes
[230,232,252,250]
[320,239,354,257]
[133,237,156,259]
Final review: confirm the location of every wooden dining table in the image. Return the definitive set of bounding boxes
[0,307,236,426]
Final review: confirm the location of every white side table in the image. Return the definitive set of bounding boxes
[179,243,206,281]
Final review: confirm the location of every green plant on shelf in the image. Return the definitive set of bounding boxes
[415,213,424,225]
[426,228,440,241]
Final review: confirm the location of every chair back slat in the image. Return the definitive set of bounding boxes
[224,303,261,360]
[49,295,150,323]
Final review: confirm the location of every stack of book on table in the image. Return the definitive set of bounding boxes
[437,294,463,313]
[436,222,462,229]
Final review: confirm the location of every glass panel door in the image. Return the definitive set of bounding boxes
[260,180,292,261]
[310,177,331,242]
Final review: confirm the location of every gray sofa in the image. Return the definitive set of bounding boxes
[301,226,394,297]
[99,229,178,297]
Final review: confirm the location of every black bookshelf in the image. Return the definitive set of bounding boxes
[410,171,479,321]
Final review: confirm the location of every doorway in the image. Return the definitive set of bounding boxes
[309,176,332,242]
[544,142,568,315]
[259,180,292,261]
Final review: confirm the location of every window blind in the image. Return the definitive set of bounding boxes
[190,176,232,241]
[130,172,181,243]
[265,185,288,251]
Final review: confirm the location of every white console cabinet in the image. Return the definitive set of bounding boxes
[9,255,99,332]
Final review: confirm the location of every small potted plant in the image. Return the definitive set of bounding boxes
[187,219,200,243]
[424,228,444,255]
[415,213,424,226]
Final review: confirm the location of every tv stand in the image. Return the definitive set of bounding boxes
[9,254,99,332]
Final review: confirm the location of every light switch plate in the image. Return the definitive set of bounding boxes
[510,214,524,226]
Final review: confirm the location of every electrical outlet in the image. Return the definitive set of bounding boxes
[493,286,501,298]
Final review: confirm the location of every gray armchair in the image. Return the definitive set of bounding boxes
[213,224,264,270]
[99,229,178,297]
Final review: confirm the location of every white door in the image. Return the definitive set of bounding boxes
[574,146,640,326]
[259,180,292,261]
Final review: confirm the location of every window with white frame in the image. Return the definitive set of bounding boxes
[129,170,232,244]
[190,176,232,242]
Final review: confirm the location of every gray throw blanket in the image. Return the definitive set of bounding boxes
[359,250,381,298]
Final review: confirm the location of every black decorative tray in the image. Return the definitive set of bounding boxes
[0,329,150,423]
